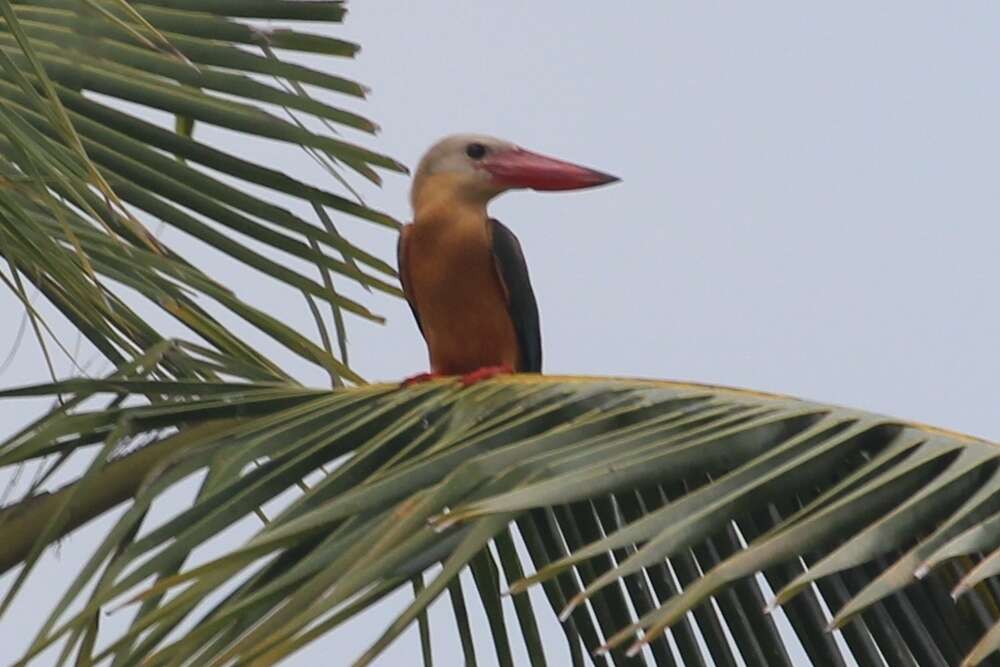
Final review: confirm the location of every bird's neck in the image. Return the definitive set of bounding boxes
[411,174,490,227]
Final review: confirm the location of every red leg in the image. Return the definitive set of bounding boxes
[459,364,514,387]
[401,371,444,387]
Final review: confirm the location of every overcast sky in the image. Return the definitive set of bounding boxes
[344,1,1000,438]
[2,2,1000,665]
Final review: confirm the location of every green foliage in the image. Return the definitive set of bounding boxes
[2,373,999,666]
[0,0,404,386]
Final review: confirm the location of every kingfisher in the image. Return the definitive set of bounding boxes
[398,134,619,385]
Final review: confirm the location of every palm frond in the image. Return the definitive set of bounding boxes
[0,1,404,385]
[3,374,999,666]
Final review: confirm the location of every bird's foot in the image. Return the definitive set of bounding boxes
[401,371,444,387]
[460,364,514,387]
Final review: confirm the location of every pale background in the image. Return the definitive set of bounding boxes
[1,2,999,665]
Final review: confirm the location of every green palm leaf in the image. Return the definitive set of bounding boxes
[0,0,404,385]
[3,373,999,666]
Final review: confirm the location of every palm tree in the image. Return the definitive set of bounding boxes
[1,3,998,666]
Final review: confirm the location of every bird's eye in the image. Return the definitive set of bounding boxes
[465,143,487,159]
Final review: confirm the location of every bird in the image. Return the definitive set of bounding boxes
[398,134,619,386]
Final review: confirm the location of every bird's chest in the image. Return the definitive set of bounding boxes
[405,221,518,372]
[409,227,494,296]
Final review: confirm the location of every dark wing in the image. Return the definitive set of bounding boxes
[490,219,542,372]
[397,225,424,337]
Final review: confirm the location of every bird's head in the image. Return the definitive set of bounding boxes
[411,134,619,211]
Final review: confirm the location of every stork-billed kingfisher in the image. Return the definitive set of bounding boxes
[398,134,619,386]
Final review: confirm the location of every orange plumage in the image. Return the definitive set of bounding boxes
[399,206,520,374]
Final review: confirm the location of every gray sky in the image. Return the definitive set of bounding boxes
[346,1,1000,437]
[2,1,1000,665]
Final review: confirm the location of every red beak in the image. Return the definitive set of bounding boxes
[481,148,619,191]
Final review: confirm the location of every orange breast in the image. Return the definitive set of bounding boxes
[403,217,520,374]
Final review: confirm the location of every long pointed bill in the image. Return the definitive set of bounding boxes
[481,148,619,191]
